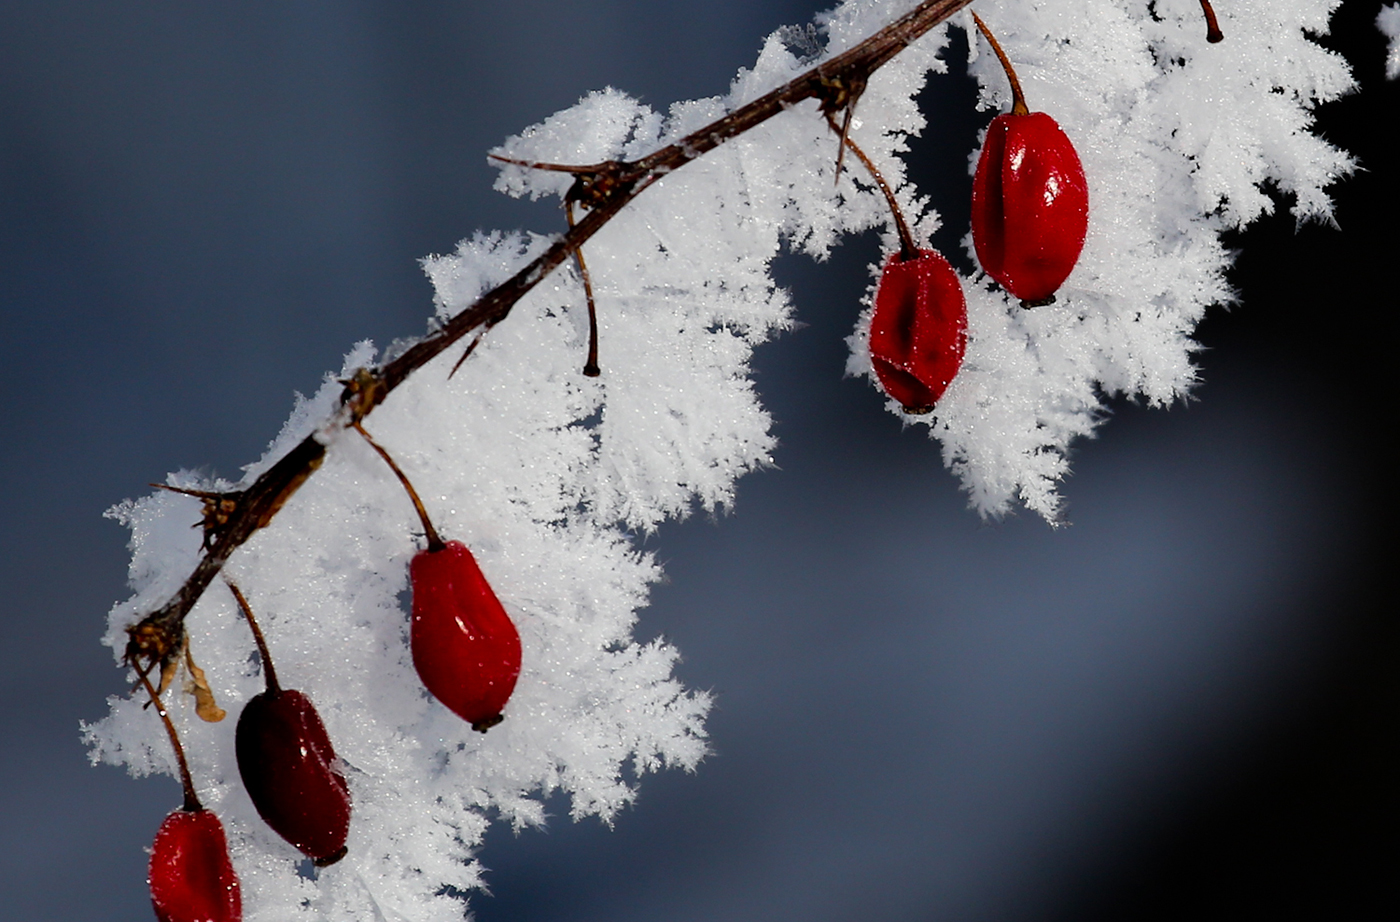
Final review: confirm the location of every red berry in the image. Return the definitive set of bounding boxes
[869,249,967,414]
[410,540,521,731]
[235,688,351,866]
[148,807,242,922]
[971,111,1088,305]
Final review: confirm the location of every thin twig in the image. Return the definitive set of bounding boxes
[1198,1,1224,44]
[122,0,975,661]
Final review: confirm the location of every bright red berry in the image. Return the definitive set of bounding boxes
[969,12,1088,306]
[869,249,967,414]
[135,657,242,922]
[817,112,966,414]
[149,808,242,922]
[229,583,351,867]
[410,540,522,732]
[972,111,1087,305]
[350,422,523,731]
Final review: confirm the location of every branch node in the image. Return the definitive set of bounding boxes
[126,616,186,701]
[339,367,388,423]
[151,483,246,551]
[489,153,638,211]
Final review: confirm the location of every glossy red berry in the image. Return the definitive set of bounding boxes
[349,423,523,731]
[869,249,967,414]
[149,807,242,922]
[236,687,351,866]
[971,111,1088,305]
[410,540,522,731]
[968,11,1089,307]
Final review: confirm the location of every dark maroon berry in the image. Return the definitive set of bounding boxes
[229,582,351,866]
[236,687,350,865]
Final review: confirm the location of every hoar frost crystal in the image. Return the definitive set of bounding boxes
[85,1,1356,919]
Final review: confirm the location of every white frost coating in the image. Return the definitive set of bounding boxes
[1380,4,1400,79]
[850,0,1353,519]
[85,1,1356,919]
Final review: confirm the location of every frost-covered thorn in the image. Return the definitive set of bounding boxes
[1199,0,1224,43]
[566,201,602,376]
[447,325,492,378]
[488,153,638,211]
[826,110,916,261]
[815,72,867,183]
[150,483,246,552]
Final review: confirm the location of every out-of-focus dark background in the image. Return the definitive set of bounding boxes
[1,2,1393,920]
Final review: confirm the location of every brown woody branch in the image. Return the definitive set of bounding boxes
[124,0,975,671]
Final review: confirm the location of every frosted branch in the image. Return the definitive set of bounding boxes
[122,0,975,670]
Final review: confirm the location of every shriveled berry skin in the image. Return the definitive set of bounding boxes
[971,111,1088,305]
[410,540,521,731]
[235,688,350,866]
[149,808,242,922]
[869,248,967,414]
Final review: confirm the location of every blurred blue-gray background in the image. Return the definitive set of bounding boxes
[1,2,1393,920]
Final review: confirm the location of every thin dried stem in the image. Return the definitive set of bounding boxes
[971,11,1029,116]
[1199,1,1223,43]
[122,0,976,659]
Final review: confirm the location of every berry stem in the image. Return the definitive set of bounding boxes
[137,670,203,812]
[826,112,918,262]
[971,11,1029,116]
[1198,0,1224,43]
[226,580,280,694]
[352,422,446,553]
